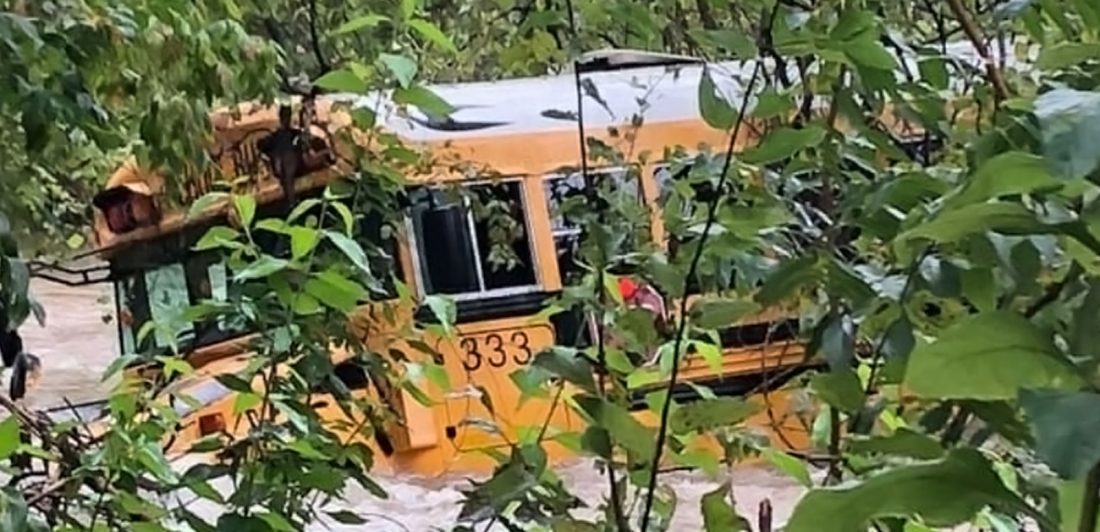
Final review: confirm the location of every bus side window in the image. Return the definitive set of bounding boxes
[543,169,643,284]
[408,180,538,298]
[654,164,707,295]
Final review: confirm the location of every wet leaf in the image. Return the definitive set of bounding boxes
[314,69,366,93]
[233,255,288,281]
[304,270,365,313]
[408,19,455,53]
[575,396,655,461]
[394,85,454,117]
[532,347,596,393]
[0,417,20,459]
[289,227,320,259]
[670,397,760,433]
[689,298,760,329]
[1037,43,1100,70]
[898,202,1046,248]
[698,66,736,130]
[324,230,371,276]
[810,370,864,413]
[194,227,241,251]
[326,511,367,525]
[847,428,945,460]
[1035,88,1100,179]
[742,126,827,165]
[905,311,1082,400]
[701,482,750,531]
[755,255,821,305]
[1019,389,1100,479]
[762,448,812,487]
[949,151,1062,208]
[423,295,456,334]
[232,194,256,228]
[786,449,1032,532]
[188,192,229,220]
[333,14,389,34]
[379,53,418,88]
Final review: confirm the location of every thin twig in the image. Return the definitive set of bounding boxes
[945,0,1009,103]
[638,41,770,532]
[1080,463,1100,532]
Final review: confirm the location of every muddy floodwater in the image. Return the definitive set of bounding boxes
[17,278,810,530]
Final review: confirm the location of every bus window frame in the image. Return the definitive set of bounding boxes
[403,176,544,303]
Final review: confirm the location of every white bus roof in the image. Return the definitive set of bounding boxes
[318,40,1026,143]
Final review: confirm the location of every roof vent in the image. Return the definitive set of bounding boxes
[574,48,704,73]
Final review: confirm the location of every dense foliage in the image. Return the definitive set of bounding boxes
[5,0,1100,530]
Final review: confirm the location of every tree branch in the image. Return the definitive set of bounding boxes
[945,0,1009,103]
[1080,462,1100,532]
[307,0,331,75]
[638,8,774,529]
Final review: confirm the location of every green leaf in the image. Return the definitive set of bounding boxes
[575,396,655,461]
[216,374,253,394]
[1035,89,1100,179]
[423,294,456,332]
[232,194,256,228]
[233,392,261,415]
[408,19,456,53]
[314,69,367,93]
[904,311,1082,400]
[289,227,320,259]
[843,40,897,70]
[847,428,945,460]
[333,14,389,34]
[820,314,855,370]
[233,255,288,281]
[701,482,750,531]
[898,202,1046,247]
[698,65,736,130]
[830,8,876,41]
[762,448,812,487]
[379,53,418,88]
[948,151,1062,208]
[326,511,367,525]
[0,417,20,460]
[188,192,229,220]
[1037,42,1100,70]
[785,449,1032,532]
[1069,278,1100,361]
[331,202,355,235]
[400,0,417,19]
[304,270,365,313]
[257,513,294,532]
[323,230,371,275]
[689,298,760,329]
[810,370,864,413]
[194,226,241,251]
[1019,389,1100,479]
[393,85,454,117]
[669,397,760,433]
[216,514,274,532]
[755,255,821,305]
[532,347,597,393]
[286,198,322,223]
[691,29,757,58]
[742,126,827,165]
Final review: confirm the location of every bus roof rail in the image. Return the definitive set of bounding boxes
[574,48,704,73]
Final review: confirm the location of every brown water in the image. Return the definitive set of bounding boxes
[19,278,812,530]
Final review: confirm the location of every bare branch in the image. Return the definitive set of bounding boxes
[945,0,1009,103]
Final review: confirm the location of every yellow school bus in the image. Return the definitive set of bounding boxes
[40,50,911,477]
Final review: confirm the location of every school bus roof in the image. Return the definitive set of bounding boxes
[90,41,1012,255]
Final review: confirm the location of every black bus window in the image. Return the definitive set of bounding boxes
[408,181,538,298]
[544,169,641,283]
